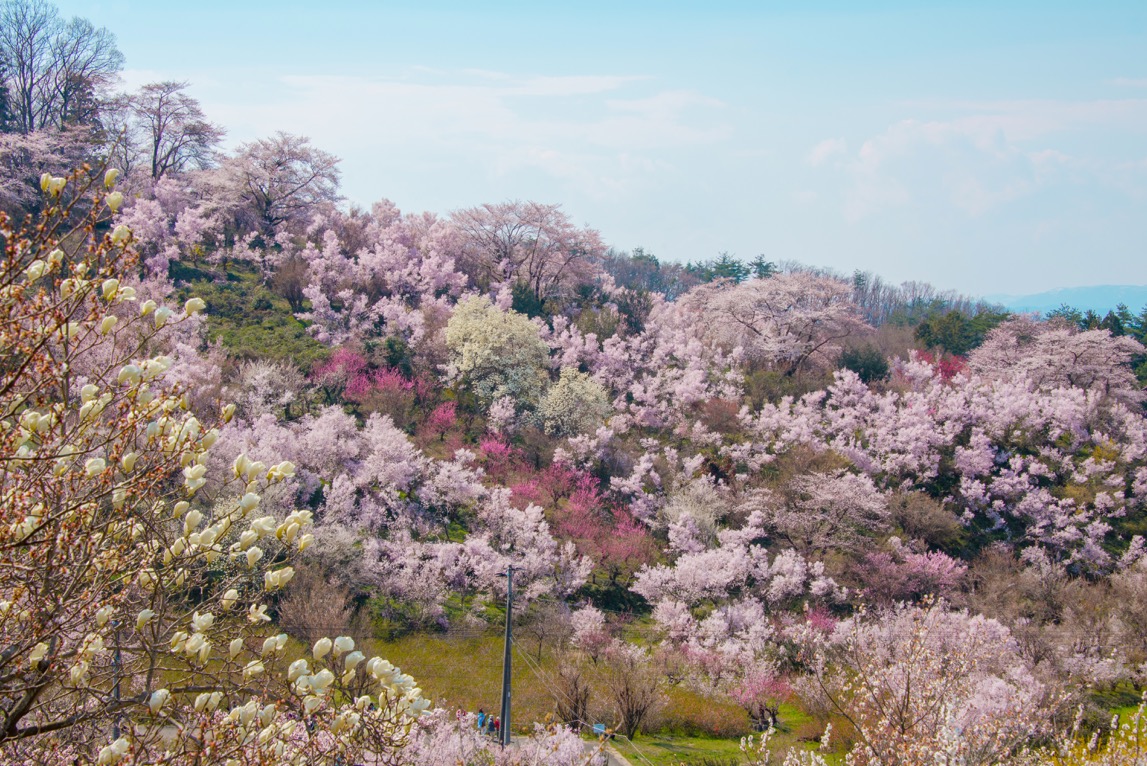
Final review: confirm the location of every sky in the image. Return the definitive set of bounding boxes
[54,0,1147,296]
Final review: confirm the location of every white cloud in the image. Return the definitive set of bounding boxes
[829,98,1147,222]
[807,137,846,166]
[187,69,728,202]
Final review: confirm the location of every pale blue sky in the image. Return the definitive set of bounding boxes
[56,1,1147,295]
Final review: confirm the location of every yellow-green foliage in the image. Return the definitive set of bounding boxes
[539,366,611,436]
[1027,700,1146,765]
[360,632,558,734]
[656,686,751,738]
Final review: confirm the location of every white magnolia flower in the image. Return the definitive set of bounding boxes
[136,609,155,632]
[344,650,365,672]
[288,658,310,682]
[28,642,48,667]
[97,737,130,765]
[23,259,46,282]
[247,603,271,623]
[310,668,335,694]
[333,635,355,657]
[263,566,294,591]
[117,365,141,386]
[148,688,170,714]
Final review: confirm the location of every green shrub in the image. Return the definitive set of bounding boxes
[838,345,889,383]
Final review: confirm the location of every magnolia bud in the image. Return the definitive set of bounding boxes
[110,224,131,245]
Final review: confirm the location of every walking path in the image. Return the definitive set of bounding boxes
[601,742,635,766]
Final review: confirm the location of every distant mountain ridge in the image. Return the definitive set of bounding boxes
[985,285,1147,315]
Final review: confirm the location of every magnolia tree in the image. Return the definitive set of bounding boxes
[0,170,428,764]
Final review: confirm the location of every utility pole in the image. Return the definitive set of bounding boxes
[498,564,515,747]
[112,620,122,740]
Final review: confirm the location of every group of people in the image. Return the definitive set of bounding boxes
[476,709,501,738]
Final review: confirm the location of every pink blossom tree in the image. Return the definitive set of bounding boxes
[450,200,606,306]
[681,271,869,376]
[968,316,1145,404]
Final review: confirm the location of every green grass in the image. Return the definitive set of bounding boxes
[361,631,563,735]
[625,734,746,766]
[173,261,329,369]
[351,629,839,764]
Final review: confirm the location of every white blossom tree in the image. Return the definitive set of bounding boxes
[444,296,550,410]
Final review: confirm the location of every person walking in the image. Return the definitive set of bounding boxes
[477,709,486,731]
